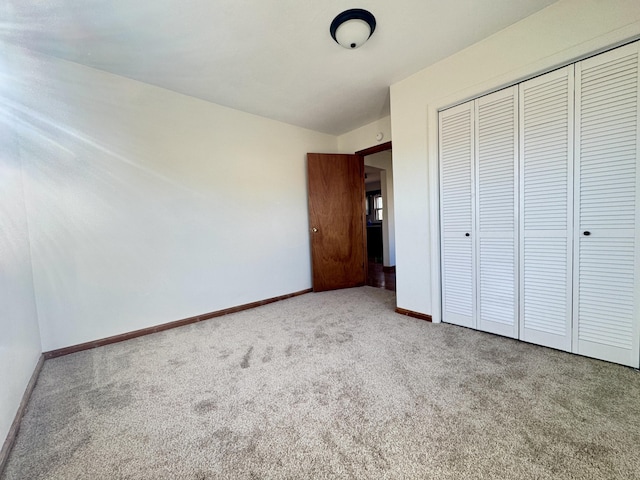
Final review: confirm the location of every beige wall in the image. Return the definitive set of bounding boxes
[390,0,640,319]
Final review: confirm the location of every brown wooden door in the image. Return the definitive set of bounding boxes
[307,153,366,292]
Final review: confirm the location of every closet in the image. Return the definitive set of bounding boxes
[439,41,640,368]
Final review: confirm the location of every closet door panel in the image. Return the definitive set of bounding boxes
[574,42,640,368]
[475,87,518,338]
[440,102,475,328]
[519,66,574,351]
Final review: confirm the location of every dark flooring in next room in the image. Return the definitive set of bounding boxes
[367,260,396,291]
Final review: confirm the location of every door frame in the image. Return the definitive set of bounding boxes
[356,141,392,157]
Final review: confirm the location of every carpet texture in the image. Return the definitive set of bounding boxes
[2,287,640,479]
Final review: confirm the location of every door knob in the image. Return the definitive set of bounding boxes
[312,227,318,233]
[465,233,470,237]
[583,231,591,236]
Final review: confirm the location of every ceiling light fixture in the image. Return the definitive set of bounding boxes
[330,9,376,49]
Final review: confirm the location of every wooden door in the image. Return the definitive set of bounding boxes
[307,153,366,292]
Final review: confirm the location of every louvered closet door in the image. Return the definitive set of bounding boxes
[475,87,518,338]
[574,42,640,368]
[519,67,574,351]
[440,101,475,328]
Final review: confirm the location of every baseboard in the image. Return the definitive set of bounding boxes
[395,307,432,322]
[44,288,313,359]
[0,354,45,474]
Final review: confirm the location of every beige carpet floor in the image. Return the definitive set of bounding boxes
[2,286,640,479]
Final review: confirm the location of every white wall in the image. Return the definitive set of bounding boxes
[338,116,391,153]
[5,45,337,352]
[390,0,640,320]
[365,151,396,267]
[0,44,42,445]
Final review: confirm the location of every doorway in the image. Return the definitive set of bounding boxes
[306,143,395,292]
[358,143,396,291]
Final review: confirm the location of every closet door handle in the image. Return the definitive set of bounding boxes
[583,231,591,236]
[465,233,470,237]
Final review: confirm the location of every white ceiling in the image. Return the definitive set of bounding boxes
[2,0,557,135]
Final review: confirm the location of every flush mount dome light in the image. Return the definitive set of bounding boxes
[330,9,376,49]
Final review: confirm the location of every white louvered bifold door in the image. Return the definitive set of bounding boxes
[474,87,519,337]
[519,67,574,351]
[440,101,476,328]
[574,42,640,368]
